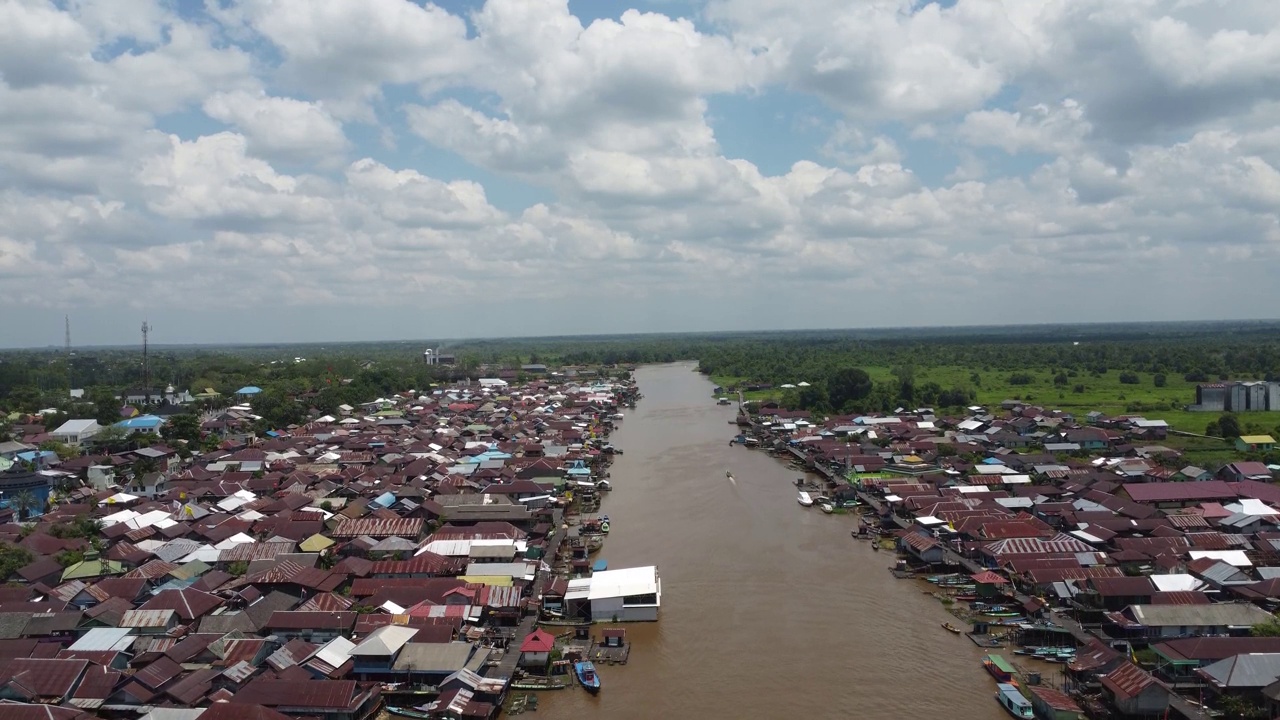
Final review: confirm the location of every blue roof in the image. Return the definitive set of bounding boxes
[16,450,58,463]
[116,415,163,430]
[982,457,1006,465]
[592,559,608,572]
[236,386,262,394]
[372,492,396,508]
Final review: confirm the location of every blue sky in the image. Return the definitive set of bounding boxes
[3,0,1279,347]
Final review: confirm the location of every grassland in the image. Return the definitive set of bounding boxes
[711,366,1280,435]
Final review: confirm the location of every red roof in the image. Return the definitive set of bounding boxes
[1100,661,1162,701]
[970,571,1008,585]
[1124,481,1236,504]
[519,629,555,653]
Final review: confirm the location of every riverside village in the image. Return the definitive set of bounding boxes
[0,364,654,720]
[4,357,1280,719]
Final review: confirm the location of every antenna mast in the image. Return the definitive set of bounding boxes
[65,316,71,355]
[142,321,152,405]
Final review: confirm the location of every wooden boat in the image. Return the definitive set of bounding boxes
[953,594,977,601]
[574,660,601,694]
[387,707,432,719]
[797,491,814,507]
[983,654,1016,684]
[511,677,570,690]
[941,622,963,634]
[995,683,1034,719]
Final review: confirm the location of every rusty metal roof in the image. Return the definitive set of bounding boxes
[118,609,176,628]
[332,517,423,539]
[230,678,366,710]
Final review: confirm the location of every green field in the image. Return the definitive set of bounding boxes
[712,366,1280,435]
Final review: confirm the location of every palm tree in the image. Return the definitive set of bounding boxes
[11,490,39,520]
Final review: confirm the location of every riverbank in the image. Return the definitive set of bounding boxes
[535,362,1007,720]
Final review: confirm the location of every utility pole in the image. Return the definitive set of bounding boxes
[142,321,152,406]
[65,315,73,395]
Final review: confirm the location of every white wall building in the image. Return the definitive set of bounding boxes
[51,419,102,447]
[588,566,661,622]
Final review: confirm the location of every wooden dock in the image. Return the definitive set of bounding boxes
[589,640,630,665]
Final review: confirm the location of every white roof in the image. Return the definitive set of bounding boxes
[916,516,946,526]
[953,486,990,494]
[53,419,98,434]
[588,566,659,600]
[312,636,356,668]
[1150,574,1206,592]
[1230,498,1280,516]
[974,465,1016,475]
[100,509,141,528]
[352,625,419,656]
[565,578,593,600]
[69,627,135,652]
[1001,474,1032,485]
[213,533,256,550]
[1189,550,1252,567]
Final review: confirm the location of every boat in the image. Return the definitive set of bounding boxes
[820,503,834,514]
[797,491,814,507]
[574,660,601,694]
[941,622,963,634]
[995,683,1034,719]
[386,708,432,719]
[717,397,731,405]
[510,677,570,690]
[983,654,1016,684]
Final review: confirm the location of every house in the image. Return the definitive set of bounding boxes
[1197,653,1280,699]
[230,678,381,720]
[1099,661,1169,716]
[114,415,165,436]
[518,629,555,669]
[899,532,946,564]
[1106,603,1274,639]
[0,658,89,703]
[1220,462,1275,483]
[1237,435,1277,453]
[1151,638,1280,683]
[50,420,101,447]
[1030,686,1084,720]
[587,566,661,622]
[348,626,419,678]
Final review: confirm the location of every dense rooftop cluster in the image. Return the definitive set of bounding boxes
[745,399,1280,718]
[0,372,636,719]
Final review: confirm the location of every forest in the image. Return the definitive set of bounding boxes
[3,320,1280,436]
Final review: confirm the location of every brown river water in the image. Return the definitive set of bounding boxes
[535,362,1010,720]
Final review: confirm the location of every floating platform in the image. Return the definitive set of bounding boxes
[589,640,631,665]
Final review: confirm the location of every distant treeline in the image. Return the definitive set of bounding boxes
[4,321,1280,425]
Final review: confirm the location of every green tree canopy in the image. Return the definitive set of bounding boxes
[828,368,873,412]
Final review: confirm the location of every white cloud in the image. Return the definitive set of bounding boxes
[203,91,349,164]
[2,0,1280,345]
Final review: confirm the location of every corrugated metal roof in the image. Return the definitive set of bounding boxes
[119,609,176,628]
[332,517,423,538]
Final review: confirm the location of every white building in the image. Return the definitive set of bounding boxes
[587,566,661,622]
[50,419,102,446]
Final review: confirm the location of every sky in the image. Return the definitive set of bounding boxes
[2,0,1280,348]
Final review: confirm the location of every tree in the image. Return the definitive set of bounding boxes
[0,543,33,579]
[827,368,873,412]
[1053,372,1068,387]
[92,424,131,452]
[1218,412,1242,439]
[10,490,39,520]
[1153,374,1167,387]
[165,413,201,444]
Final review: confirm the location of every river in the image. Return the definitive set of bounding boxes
[535,362,1009,720]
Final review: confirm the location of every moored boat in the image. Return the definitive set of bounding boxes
[941,622,963,634]
[387,707,432,719]
[574,660,601,694]
[820,503,834,514]
[995,683,1034,719]
[797,491,814,507]
[983,654,1016,684]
